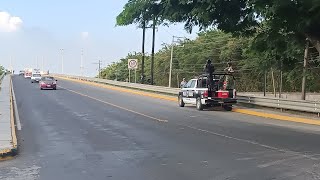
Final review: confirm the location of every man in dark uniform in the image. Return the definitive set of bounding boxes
[203,59,215,92]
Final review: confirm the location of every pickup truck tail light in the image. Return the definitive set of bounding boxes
[203,90,208,98]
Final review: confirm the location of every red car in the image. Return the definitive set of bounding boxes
[39,76,57,90]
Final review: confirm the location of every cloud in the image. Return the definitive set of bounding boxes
[81,31,89,39]
[0,11,23,32]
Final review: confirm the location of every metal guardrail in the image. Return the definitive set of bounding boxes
[54,74,320,115]
[55,74,180,95]
[236,96,320,114]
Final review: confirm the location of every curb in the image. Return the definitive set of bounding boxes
[0,76,18,160]
[56,76,320,126]
[0,148,17,160]
[232,108,320,126]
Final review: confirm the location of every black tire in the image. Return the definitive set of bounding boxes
[40,88,43,90]
[178,95,185,107]
[223,105,233,111]
[196,97,203,111]
[53,87,57,90]
[31,81,34,83]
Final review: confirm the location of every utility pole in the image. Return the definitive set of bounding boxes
[99,60,101,79]
[93,60,102,79]
[169,36,186,87]
[301,40,310,100]
[169,36,174,88]
[80,49,84,76]
[150,17,156,85]
[60,48,64,74]
[141,21,146,84]
[10,56,12,73]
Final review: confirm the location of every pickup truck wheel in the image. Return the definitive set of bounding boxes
[223,105,233,111]
[178,95,185,107]
[196,97,203,111]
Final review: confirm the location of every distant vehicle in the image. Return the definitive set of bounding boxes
[32,69,41,75]
[39,76,57,90]
[24,71,32,78]
[24,68,33,78]
[31,73,42,83]
[40,70,49,75]
[19,70,25,76]
[178,73,237,111]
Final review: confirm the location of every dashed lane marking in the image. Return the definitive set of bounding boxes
[58,85,168,123]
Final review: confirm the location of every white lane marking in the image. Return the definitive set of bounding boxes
[257,156,303,168]
[236,157,254,161]
[11,79,22,130]
[58,85,168,123]
[181,124,319,161]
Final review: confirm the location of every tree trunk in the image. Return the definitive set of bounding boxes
[141,21,146,84]
[306,35,320,55]
[271,68,276,97]
[301,40,309,100]
[314,41,320,56]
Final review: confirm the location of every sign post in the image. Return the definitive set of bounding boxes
[128,59,138,83]
[135,69,137,83]
[129,69,131,82]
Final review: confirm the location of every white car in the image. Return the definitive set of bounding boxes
[31,74,42,83]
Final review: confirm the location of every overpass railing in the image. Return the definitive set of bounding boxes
[54,74,320,115]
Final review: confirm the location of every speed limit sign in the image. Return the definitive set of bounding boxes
[128,59,138,69]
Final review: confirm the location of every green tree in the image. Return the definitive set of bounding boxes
[101,29,320,92]
[0,66,4,75]
[136,0,320,53]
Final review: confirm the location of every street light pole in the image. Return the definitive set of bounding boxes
[42,56,44,71]
[80,49,84,76]
[36,56,38,69]
[60,48,64,74]
[10,56,12,73]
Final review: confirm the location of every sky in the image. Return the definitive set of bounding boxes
[0,0,198,77]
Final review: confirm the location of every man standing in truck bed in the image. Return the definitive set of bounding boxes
[203,59,215,91]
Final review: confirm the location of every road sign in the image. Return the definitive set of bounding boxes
[128,59,138,69]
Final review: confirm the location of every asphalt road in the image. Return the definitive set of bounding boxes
[1,75,320,180]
